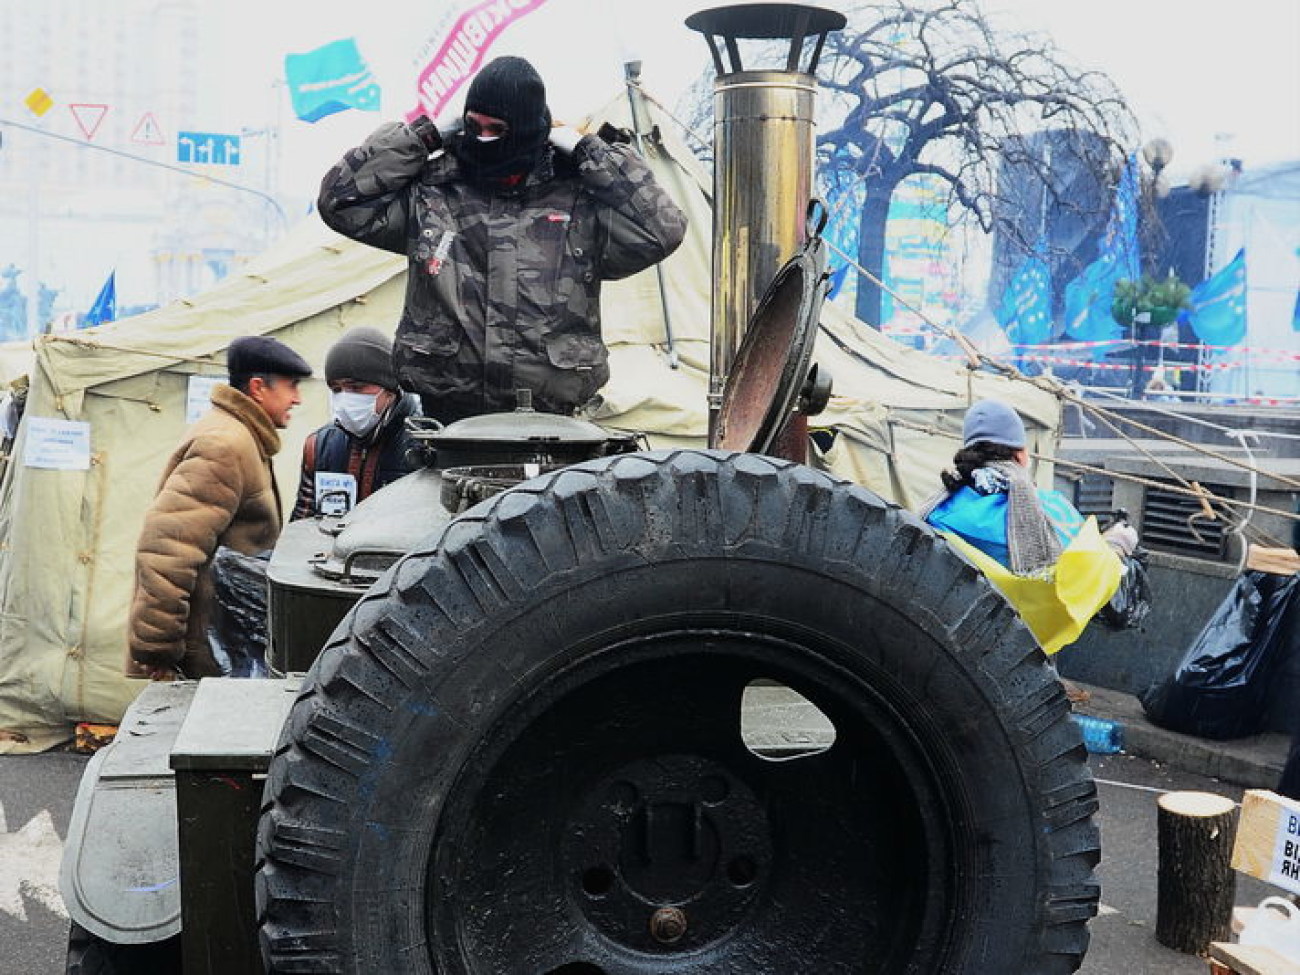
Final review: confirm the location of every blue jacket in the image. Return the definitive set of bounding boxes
[926,485,1084,568]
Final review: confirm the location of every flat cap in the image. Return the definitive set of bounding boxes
[962,399,1026,449]
[227,335,312,379]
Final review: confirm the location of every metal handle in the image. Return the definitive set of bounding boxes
[805,198,829,241]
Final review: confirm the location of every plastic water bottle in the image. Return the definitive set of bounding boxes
[1072,714,1124,755]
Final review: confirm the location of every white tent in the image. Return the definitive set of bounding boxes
[0,94,1059,751]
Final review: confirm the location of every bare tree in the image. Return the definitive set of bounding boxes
[817,0,1139,326]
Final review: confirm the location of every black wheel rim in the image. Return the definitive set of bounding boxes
[428,623,969,974]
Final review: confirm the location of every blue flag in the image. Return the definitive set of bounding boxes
[1291,286,1299,333]
[1189,248,1246,345]
[84,271,115,327]
[826,264,851,300]
[1063,154,1141,346]
[997,252,1052,345]
[1107,153,1141,284]
[1063,253,1122,344]
[284,39,381,124]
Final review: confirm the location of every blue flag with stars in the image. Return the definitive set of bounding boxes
[1063,153,1141,345]
[1063,253,1122,343]
[285,39,381,124]
[1189,248,1247,345]
[997,252,1052,345]
[84,271,115,328]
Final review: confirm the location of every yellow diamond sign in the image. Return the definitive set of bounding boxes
[24,87,54,117]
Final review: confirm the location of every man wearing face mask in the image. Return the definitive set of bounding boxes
[317,55,687,424]
[291,326,421,520]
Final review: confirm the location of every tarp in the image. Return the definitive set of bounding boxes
[0,91,1059,751]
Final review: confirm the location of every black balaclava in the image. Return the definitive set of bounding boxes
[451,56,551,182]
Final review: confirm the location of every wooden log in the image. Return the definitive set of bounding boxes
[1157,790,1238,954]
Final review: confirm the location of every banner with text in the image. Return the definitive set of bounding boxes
[408,0,551,122]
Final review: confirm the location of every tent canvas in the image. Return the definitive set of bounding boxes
[0,92,1059,751]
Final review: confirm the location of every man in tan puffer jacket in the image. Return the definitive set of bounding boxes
[128,336,312,679]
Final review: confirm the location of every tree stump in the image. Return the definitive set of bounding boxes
[1156,790,1238,954]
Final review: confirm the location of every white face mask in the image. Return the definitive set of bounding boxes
[331,391,382,439]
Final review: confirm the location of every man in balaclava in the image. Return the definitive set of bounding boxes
[317,55,687,424]
[450,55,552,185]
[291,326,422,520]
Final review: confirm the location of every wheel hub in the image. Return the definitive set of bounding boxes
[565,755,771,953]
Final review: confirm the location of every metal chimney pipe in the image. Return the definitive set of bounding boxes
[686,3,845,433]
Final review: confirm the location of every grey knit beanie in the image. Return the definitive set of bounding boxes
[962,399,1026,449]
[324,327,397,389]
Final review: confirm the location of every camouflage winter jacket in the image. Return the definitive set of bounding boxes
[318,122,687,422]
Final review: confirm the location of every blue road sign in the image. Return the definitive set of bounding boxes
[176,131,241,166]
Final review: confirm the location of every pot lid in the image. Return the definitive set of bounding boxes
[712,203,830,454]
[410,394,614,446]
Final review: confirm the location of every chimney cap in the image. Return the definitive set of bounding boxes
[687,4,846,75]
[686,3,846,40]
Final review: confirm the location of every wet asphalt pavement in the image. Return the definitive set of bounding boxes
[0,747,1275,974]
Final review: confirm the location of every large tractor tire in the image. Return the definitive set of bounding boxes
[256,450,1100,974]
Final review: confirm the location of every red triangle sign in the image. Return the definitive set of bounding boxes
[69,103,109,140]
[131,111,166,146]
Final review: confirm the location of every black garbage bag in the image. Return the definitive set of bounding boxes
[1139,570,1300,739]
[207,546,271,678]
[1096,546,1153,630]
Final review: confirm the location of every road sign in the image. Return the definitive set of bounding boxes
[69,103,109,140]
[176,131,241,166]
[131,112,166,146]
[24,88,54,117]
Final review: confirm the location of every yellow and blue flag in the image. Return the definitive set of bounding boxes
[284,39,381,124]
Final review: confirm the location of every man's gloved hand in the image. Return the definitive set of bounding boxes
[409,115,441,152]
[410,115,459,153]
[1103,522,1139,558]
[548,125,585,154]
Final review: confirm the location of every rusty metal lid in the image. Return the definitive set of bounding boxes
[713,204,829,453]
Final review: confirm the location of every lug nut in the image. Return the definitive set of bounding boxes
[649,906,688,944]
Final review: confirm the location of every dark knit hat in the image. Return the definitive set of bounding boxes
[227,335,312,379]
[464,56,549,137]
[962,399,1027,449]
[324,326,397,389]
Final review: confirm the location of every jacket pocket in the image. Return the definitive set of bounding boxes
[543,331,608,371]
[398,322,461,359]
[536,331,610,409]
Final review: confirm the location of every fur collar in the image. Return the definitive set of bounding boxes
[211,383,281,458]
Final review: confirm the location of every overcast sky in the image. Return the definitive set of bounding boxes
[223,0,1300,194]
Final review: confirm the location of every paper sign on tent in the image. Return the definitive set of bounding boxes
[131,112,165,145]
[69,103,109,140]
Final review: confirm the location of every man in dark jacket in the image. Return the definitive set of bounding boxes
[317,55,687,424]
[292,326,420,520]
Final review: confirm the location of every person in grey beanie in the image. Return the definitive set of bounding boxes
[291,326,421,520]
[919,400,1136,571]
[917,400,1140,698]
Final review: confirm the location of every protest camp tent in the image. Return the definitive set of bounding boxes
[0,92,1059,752]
